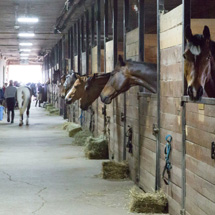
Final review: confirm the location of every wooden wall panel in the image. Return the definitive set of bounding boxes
[160,5,183,215]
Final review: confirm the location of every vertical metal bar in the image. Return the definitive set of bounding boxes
[123,0,129,161]
[182,0,191,212]
[96,0,101,73]
[62,35,65,74]
[86,10,89,75]
[81,16,84,53]
[77,20,81,74]
[138,0,145,62]
[70,26,74,71]
[113,0,118,67]
[91,5,95,75]
[155,0,164,191]
[104,0,108,74]
[68,28,71,61]
[91,5,95,48]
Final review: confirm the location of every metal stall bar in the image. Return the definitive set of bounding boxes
[103,0,109,135]
[81,15,84,74]
[96,0,101,73]
[77,19,81,74]
[113,0,118,66]
[68,28,71,63]
[62,35,65,74]
[104,0,108,74]
[91,5,95,74]
[156,0,164,190]
[70,26,74,71]
[86,10,89,75]
[181,0,191,213]
[123,0,129,161]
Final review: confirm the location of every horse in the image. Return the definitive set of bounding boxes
[184,25,215,100]
[100,55,157,104]
[16,86,32,126]
[61,71,78,98]
[80,73,111,110]
[65,75,88,104]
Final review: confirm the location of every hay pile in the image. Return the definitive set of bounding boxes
[129,186,168,213]
[102,161,129,179]
[84,136,108,159]
[45,104,53,110]
[61,122,71,130]
[73,129,92,146]
[67,123,82,137]
[49,108,59,115]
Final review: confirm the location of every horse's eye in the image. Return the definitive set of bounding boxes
[207,55,211,60]
[183,54,186,59]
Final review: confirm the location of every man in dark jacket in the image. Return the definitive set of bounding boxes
[4,80,17,123]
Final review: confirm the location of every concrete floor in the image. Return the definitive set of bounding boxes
[0,104,138,215]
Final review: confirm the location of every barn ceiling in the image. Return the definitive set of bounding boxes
[1,0,213,66]
[0,0,66,65]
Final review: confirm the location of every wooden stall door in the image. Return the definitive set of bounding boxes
[185,19,215,215]
[160,5,183,215]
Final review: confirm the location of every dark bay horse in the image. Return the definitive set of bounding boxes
[100,55,157,104]
[184,25,215,100]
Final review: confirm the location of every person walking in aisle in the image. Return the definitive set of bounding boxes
[4,80,17,123]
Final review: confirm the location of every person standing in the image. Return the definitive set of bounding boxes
[35,83,43,107]
[4,80,17,123]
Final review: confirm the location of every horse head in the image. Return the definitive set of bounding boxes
[100,55,133,104]
[80,73,111,110]
[65,75,87,104]
[60,71,77,98]
[184,25,212,100]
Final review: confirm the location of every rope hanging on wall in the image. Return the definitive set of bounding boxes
[162,134,172,185]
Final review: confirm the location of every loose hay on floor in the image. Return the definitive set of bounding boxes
[73,129,92,146]
[61,122,71,130]
[84,136,108,159]
[102,161,129,179]
[129,186,168,213]
[67,123,82,137]
[49,108,59,115]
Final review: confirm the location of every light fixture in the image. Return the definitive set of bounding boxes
[17,17,39,23]
[19,43,33,46]
[20,53,30,57]
[18,33,35,37]
[20,49,31,52]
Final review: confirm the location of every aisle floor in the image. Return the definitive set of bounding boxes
[0,104,137,215]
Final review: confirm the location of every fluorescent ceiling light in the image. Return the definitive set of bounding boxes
[20,49,31,52]
[17,17,39,23]
[18,33,35,37]
[20,53,30,57]
[19,43,33,46]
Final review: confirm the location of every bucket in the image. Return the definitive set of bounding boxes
[0,105,4,121]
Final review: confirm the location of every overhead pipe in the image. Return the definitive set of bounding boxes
[54,0,84,33]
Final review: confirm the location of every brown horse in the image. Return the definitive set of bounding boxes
[100,55,157,104]
[65,75,88,104]
[184,25,215,100]
[80,73,111,110]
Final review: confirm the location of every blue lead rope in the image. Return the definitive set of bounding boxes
[79,110,85,126]
[162,134,172,185]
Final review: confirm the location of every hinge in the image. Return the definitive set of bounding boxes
[153,124,159,136]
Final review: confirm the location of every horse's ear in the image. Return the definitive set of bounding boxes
[203,25,210,40]
[118,55,126,66]
[185,25,193,41]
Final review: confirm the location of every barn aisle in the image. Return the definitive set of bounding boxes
[0,104,134,215]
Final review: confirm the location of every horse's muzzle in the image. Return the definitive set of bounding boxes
[101,96,112,104]
[188,86,203,100]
